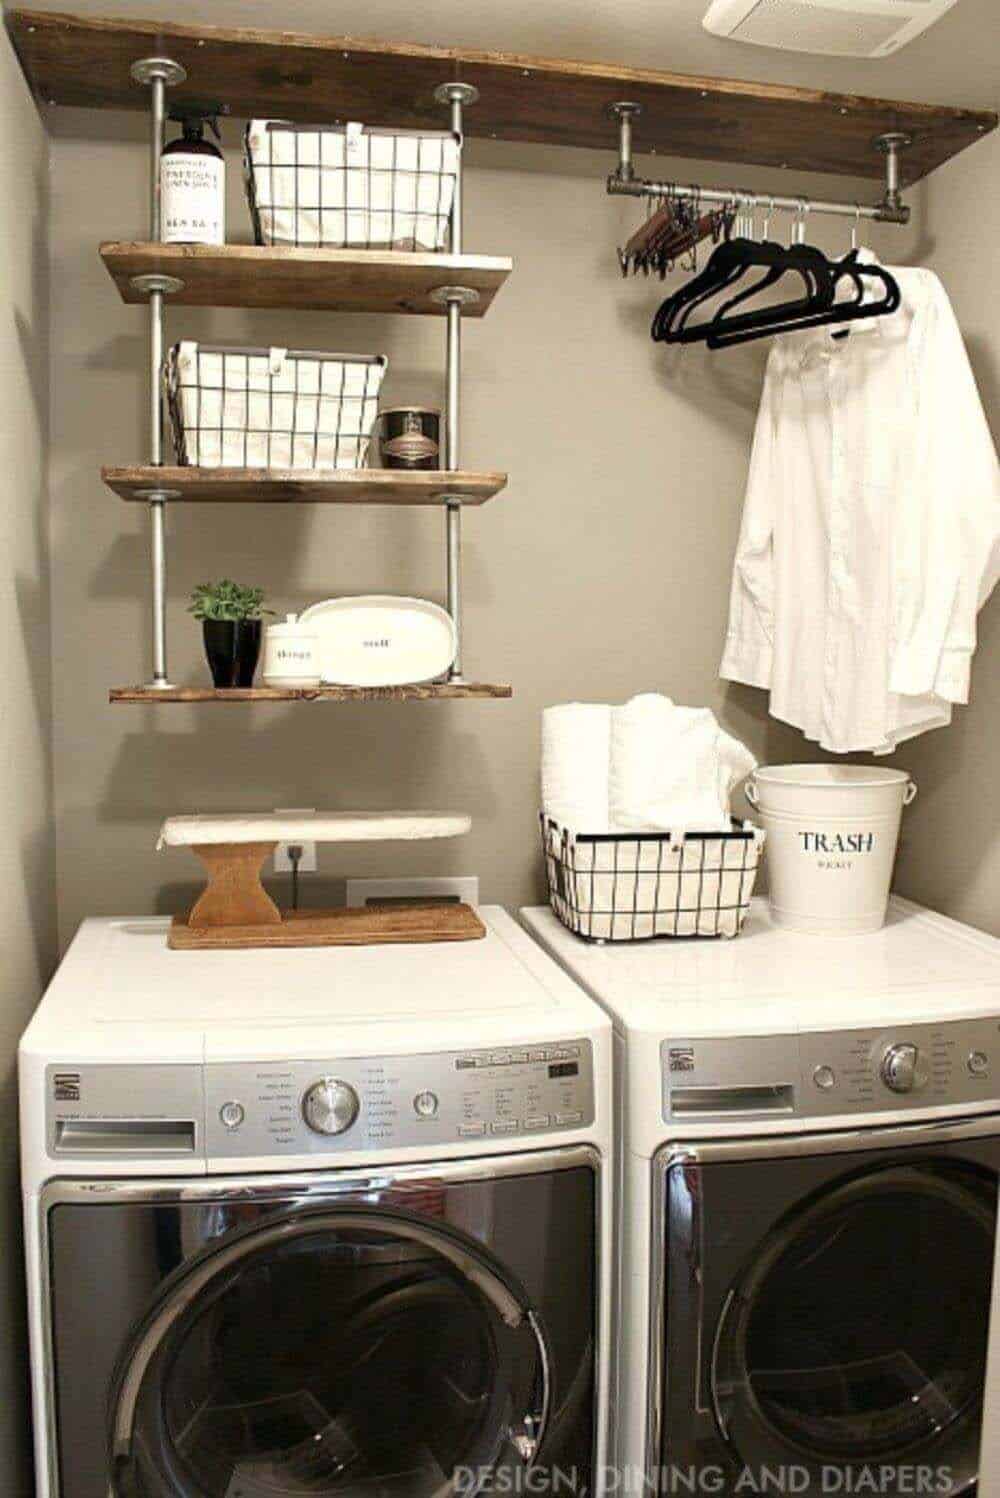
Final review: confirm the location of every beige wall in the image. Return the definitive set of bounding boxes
[45,113,998,944]
[0,14,54,1497]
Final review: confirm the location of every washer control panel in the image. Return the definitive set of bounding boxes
[205,1039,595,1158]
[663,1018,1000,1122]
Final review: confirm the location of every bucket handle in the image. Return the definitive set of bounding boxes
[745,775,917,807]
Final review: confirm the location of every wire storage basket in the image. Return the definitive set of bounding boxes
[541,815,765,942]
[166,342,387,470]
[244,120,461,251]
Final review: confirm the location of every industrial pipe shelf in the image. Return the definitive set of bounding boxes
[7,8,996,182]
[110,683,514,703]
[100,243,513,317]
[104,467,508,506]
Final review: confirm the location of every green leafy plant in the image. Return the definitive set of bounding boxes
[188,580,274,623]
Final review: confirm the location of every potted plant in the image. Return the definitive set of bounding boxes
[189,580,273,688]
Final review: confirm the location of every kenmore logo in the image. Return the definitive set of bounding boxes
[53,1072,81,1102]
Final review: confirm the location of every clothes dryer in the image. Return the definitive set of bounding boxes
[522,896,1000,1498]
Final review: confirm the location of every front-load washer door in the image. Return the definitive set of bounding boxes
[654,1127,1000,1497]
[44,1155,596,1498]
[108,1205,550,1498]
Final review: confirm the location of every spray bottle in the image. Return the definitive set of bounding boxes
[161,104,228,245]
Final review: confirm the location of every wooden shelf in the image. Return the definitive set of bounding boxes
[8,9,995,184]
[103,467,507,506]
[100,243,513,317]
[110,682,513,703]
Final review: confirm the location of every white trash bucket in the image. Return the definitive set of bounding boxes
[745,765,917,936]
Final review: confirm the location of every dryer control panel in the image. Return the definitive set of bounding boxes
[662,1018,1000,1122]
[205,1039,595,1158]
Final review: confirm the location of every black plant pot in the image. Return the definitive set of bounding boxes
[203,619,263,689]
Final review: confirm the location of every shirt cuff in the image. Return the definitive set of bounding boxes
[890,645,972,704]
[934,648,972,704]
[720,631,773,690]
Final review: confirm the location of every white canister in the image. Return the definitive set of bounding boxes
[746,765,918,936]
[261,614,321,689]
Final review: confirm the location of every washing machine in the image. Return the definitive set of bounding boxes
[20,908,612,1498]
[522,895,1000,1497]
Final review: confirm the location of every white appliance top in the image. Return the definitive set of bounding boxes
[20,908,612,1181]
[520,897,1000,1038]
[23,906,607,1065]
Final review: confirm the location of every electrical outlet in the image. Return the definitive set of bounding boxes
[345,876,480,908]
[273,808,318,874]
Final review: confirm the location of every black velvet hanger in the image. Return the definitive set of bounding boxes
[652,237,836,345]
[652,239,900,350]
[705,258,901,349]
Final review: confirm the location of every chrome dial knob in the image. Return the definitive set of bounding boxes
[303,1078,360,1136]
[880,1043,929,1095]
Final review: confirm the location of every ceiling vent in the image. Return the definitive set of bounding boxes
[702,0,960,57]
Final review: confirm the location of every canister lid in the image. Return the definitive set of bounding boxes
[267,612,316,638]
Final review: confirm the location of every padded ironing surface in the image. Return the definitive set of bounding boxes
[157,811,472,848]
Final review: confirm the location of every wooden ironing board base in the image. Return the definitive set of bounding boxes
[169,900,486,950]
[158,820,482,949]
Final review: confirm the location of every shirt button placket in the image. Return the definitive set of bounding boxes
[825,358,846,744]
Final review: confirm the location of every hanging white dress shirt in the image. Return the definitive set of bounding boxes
[720,263,1000,754]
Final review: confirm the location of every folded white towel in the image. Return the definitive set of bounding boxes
[541,703,612,833]
[715,727,758,819]
[542,693,756,837]
[610,695,735,835]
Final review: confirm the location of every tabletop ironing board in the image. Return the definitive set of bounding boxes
[158,811,481,950]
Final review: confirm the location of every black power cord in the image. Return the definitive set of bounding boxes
[288,844,303,911]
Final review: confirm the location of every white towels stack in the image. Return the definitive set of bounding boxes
[541,703,614,832]
[542,693,756,835]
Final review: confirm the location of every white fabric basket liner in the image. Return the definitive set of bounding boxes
[542,816,765,942]
[244,120,461,251]
[166,342,387,470]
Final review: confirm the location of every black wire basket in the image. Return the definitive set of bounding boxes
[165,342,387,469]
[541,814,765,942]
[244,120,461,251]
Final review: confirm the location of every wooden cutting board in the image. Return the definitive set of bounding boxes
[169,901,486,950]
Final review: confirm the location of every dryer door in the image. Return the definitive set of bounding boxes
[713,1162,994,1484]
[107,1205,552,1498]
[656,1131,1000,1497]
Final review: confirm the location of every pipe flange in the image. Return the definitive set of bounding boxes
[873,131,914,154]
[129,274,185,296]
[608,101,642,120]
[140,679,178,692]
[130,56,187,87]
[134,489,182,502]
[429,285,481,307]
[433,82,480,107]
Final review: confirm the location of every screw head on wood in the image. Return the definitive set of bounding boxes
[130,56,187,87]
[433,82,480,107]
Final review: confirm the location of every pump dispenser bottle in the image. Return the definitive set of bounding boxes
[161,104,227,245]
